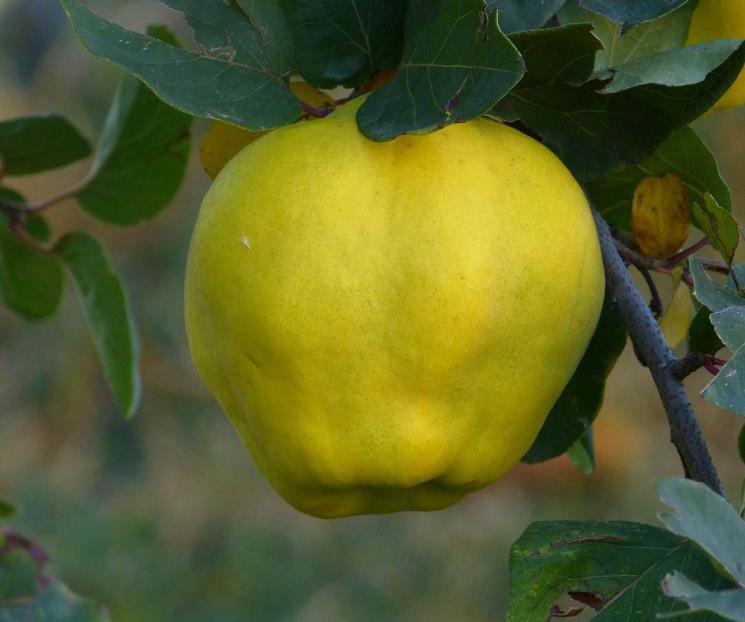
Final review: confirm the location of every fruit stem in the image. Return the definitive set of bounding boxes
[593,209,724,496]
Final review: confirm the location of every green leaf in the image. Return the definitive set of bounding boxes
[689,307,724,355]
[281,0,406,88]
[692,195,740,266]
[75,70,191,225]
[509,23,601,88]
[24,215,51,243]
[602,41,744,94]
[506,520,732,621]
[61,0,301,130]
[559,1,694,70]
[0,581,111,622]
[690,258,745,313]
[163,0,293,77]
[663,573,745,622]
[0,499,15,520]
[567,428,595,475]
[499,37,745,180]
[579,0,691,25]
[658,477,745,585]
[0,115,91,176]
[356,0,525,141]
[587,126,731,230]
[524,296,626,463]
[702,346,745,416]
[711,307,745,352]
[56,233,140,418]
[0,215,63,321]
[490,0,568,34]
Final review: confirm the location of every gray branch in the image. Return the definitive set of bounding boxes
[592,210,723,495]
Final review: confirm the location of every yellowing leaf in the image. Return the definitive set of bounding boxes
[632,173,691,257]
[660,269,694,348]
[200,81,335,180]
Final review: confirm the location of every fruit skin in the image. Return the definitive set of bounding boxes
[185,98,605,518]
[200,82,334,180]
[687,0,745,111]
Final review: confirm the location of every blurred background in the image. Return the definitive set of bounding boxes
[1,2,744,620]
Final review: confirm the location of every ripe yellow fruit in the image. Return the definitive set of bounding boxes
[687,0,745,111]
[200,81,334,179]
[185,98,605,518]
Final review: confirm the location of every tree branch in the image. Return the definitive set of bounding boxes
[592,210,723,495]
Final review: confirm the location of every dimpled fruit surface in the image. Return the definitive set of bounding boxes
[687,0,745,111]
[185,98,605,518]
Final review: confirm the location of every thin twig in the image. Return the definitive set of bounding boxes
[593,210,723,495]
[639,268,663,318]
[667,237,709,266]
[8,215,52,254]
[669,352,705,380]
[300,101,332,119]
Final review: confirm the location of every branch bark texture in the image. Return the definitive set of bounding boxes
[592,210,723,495]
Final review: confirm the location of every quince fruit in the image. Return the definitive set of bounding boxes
[185,98,604,518]
[687,0,745,111]
[200,81,334,180]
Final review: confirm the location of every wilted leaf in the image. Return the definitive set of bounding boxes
[658,477,745,585]
[0,115,90,176]
[587,126,732,230]
[660,272,694,348]
[663,572,745,622]
[281,0,406,88]
[357,0,524,141]
[631,173,690,257]
[524,297,626,463]
[56,233,140,418]
[692,194,740,266]
[61,0,301,130]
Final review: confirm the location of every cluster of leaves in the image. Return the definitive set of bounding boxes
[0,27,191,419]
[507,477,745,621]
[0,502,109,621]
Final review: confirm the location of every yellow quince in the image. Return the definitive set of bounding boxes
[185,98,604,518]
[687,0,745,111]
